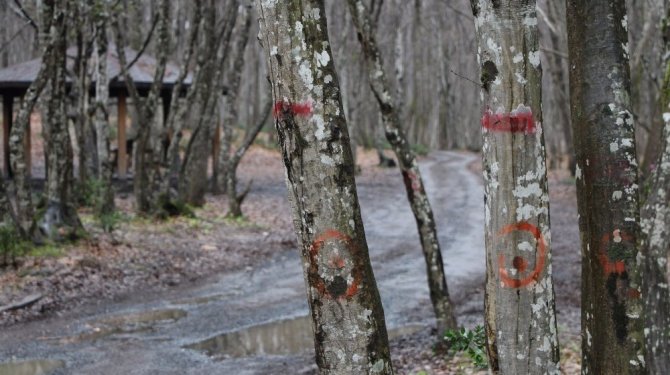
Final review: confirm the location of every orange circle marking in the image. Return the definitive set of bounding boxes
[497,222,547,288]
[309,229,362,300]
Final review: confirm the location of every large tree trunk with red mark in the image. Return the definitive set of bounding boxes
[566,0,647,373]
[255,0,393,373]
[347,0,457,336]
[470,1,560,373]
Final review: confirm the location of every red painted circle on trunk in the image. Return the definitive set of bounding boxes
[309,229,362,300]
[497,222,547,288]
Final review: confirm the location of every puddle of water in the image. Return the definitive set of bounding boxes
[171,294,226,306]
[62,308,186,343]
[0,359,65,375]
[185,316,421,359]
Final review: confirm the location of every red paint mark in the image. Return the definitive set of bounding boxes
[598,229,633,276]
[481,107,536,134]
[402,170,423,192]
[512,256,528,273]
[309,229,362,300]
[273,100,313,119]
[627,288,641,299]
[497,222,547,288]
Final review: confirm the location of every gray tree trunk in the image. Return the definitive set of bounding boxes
[255,0,394,373]
[347,0,457,335]
[112,0,169,214]
[7,0,56,237]
[178,0,238,207]
[566,0,647,373]
[215,3,252,195]
[470,1,560,373]
[38,0,82,240]
[640,114,670,373]
[92,0,114,216]
[226,100,271,218]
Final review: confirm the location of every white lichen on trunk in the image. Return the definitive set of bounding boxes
[255,1,393,373]
[471,1,560,373]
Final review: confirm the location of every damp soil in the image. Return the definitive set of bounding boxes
[0,148,582,374]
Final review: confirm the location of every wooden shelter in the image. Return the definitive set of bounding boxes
[0,45,192,179]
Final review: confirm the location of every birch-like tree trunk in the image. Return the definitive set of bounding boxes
[255,1,393,373]
[566,0,646,373]
[92,0,114,216]
[38,0,82,240]
[7,0,56,237]
[470,1,559,373]
[347,0,457,336]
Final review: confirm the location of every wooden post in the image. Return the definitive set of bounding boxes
[117,95,127,179]
[2,95,12,178]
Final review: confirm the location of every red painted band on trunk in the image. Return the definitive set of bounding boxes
[273,100,313,119]
[497,222,546,288]
[309,229,362,300]
[481,108,536,134]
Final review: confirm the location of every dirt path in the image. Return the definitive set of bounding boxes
[0,151,487,375]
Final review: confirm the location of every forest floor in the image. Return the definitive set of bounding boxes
[0,146,581,374]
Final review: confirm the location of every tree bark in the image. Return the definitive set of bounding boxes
[215,3,252,195]
[178,0,238,207]
[8,0,56,237]
[347,0,457,335]
[38,0,82,240]
[470,1,560,373]
[226,100,271,217]
[92,0,114,216]
[639,114,670,374]
[566,0,647,373]
[255,0,394,373]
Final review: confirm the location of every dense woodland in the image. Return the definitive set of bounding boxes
[0,0,669,374]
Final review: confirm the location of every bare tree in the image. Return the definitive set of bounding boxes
[7,0,56,238]
[112,0,169,214]
[470,1,559,372]
[92,0,114,216]
[255,0,394,372]
[347,0,457,335]
[38,0,82,240]
[566,0,647,372]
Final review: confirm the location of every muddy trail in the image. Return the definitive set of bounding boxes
[0,152,486,375]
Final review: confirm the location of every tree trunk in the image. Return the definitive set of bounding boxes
[112,0,170,214]
[226,100,271,217]
[38,0,82,240]
[566,0,647,373]
[178,0,237,207]
[470,1,560,373]
[8,0,57,238]
[215,4,252,195]
[92,0,114,216]
[347,0,457,335]
[255,1,394,373]
[639,114,670,373]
